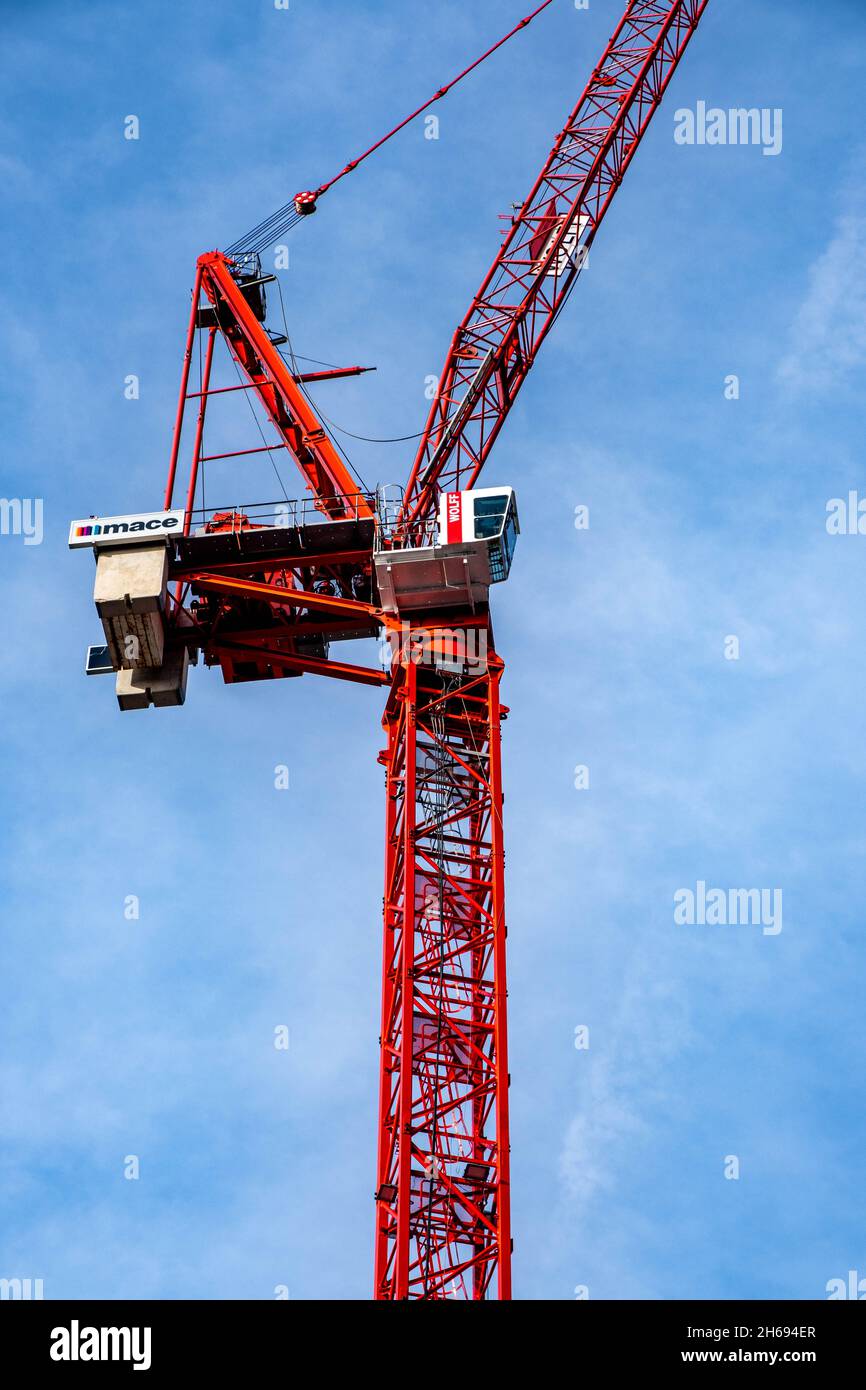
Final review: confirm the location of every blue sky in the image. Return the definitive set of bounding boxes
[1,0,866,1300]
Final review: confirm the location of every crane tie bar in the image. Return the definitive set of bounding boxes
[224,0,558,259]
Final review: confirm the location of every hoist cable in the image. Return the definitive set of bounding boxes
[224,0,558,258]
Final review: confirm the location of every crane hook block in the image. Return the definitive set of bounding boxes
[294,191,318,217]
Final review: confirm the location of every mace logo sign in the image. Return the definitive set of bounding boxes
[68,509,184,549]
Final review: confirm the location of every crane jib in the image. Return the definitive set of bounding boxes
[403,0,712,527]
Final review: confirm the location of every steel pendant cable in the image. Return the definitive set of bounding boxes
[224,0,558,258]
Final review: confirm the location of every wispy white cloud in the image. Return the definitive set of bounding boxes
[777,205,866,390]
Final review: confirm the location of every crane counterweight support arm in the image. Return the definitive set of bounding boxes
[402,0,711,529]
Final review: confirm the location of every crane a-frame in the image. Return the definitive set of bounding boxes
[71,0,711,1299]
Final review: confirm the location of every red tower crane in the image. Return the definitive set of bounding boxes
[72,0,711,1299]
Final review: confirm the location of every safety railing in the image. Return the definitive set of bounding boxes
[186,492,376,534]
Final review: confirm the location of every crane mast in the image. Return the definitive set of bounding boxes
[71,0,713,1299]
[375,0,710,1299]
